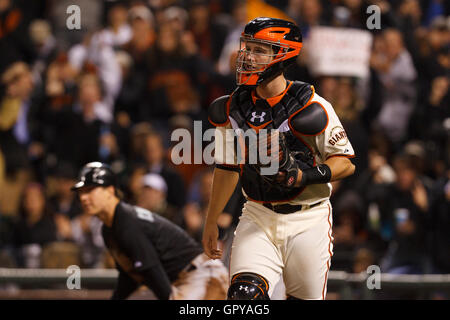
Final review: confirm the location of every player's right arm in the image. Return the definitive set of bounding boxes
[115,213,172,300]
[204,94,240,259]
[203,167,239,259]
[111,267,139,300]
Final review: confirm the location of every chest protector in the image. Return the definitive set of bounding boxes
[229,81,316,203]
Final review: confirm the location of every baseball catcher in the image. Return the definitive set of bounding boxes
[203,17,356,300]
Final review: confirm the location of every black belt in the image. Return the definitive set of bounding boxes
[262,201,322,214]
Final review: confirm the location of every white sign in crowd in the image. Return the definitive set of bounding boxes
[306,27,373,78]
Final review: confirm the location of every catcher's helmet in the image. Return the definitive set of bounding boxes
[236,17,302,87]
[71,162,116,191]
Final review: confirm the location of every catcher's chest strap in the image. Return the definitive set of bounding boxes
[229,81,314,132]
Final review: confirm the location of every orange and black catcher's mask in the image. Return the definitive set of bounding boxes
[236,17,303,87]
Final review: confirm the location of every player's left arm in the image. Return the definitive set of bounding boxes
[324,156,355,181]
[289,99,356,187]
[293,156,355,187]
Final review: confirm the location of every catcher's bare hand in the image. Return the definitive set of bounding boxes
[202,221,222,259]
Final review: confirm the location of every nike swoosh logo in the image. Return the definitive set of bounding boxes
[317,166,326,176]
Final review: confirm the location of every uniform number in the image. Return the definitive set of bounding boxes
[135,207,154,223]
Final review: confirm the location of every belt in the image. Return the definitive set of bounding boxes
[262,201,322,214]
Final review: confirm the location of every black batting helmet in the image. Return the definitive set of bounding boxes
[71,162,116,191]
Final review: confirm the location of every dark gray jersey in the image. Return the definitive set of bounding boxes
[102,201,203,299]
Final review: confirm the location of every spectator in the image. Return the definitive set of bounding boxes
[12,183,58,267]
[47,162,82,220]
[316,76,338,105]
[409,75,449,173]
[333,0,367,29]
[410,16,449,102]
[0,0,35,73]
[372,28,417,146]
[125,164,147,204]
[98,2,132,50]
[161,6,189,34]
[357,147,396,189]
[126,122,154,165]
[122,4,156,70]
[184,167,238,264]
[114,50,147,125]
[379,154,430,274]
[325,77,369,172]
[28,20,58,85]
[289,0,323,38]
[352,247,376,274]
[75,71,109,121]
[70,211,105,268]
[141,131,187,209]
[187,0,228,64]
[45,72,113,169]
[402,140,432,181]
[68,34,122,123]
[354,146,397,259]
[0,62,43,173]
[137,173,183,226]
[396,0,423,30]
[428,171,450,274]
[170,114,214,187]
[330,189,367,272]
[182,169,213,243]
[0,62,44,215]
[43,53,78,113]
[217,0,247,76]
[144,22,202,125]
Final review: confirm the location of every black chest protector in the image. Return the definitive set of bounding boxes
[229,81,316,203]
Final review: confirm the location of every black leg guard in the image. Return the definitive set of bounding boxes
[227,272,270,300]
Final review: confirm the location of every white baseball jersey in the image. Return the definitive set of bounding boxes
[211,83,355,300]
[214,87,355,205]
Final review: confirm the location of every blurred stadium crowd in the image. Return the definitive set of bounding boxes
[0,0,448,289]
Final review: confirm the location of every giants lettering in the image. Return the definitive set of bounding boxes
[328,127,348,146]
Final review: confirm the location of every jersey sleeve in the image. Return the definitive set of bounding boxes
[115,213,173,299]
[116,217,158,271]
[214,124,240,172]
[314,100,355,162]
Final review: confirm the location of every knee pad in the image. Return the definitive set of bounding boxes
[227,272,270,300]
